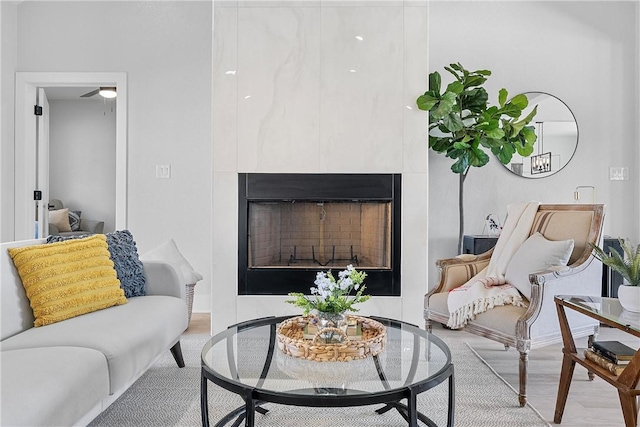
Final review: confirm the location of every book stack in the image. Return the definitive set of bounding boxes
[584,340,636,376]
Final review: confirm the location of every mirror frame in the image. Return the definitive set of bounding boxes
[504,92,578,179]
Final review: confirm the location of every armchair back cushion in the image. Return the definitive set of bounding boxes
[505,232,574,299]
[529,208,595,264]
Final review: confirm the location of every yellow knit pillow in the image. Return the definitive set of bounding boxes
[8,235,127,327]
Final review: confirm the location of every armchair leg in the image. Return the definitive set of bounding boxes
[426,318,433,333]
[587,334,596,381]
[518,350,529,407]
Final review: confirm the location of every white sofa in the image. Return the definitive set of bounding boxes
[0,238,189,426]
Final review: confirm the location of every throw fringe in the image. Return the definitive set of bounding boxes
[447,292,526,329]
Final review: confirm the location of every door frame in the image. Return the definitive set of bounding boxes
[15,72,127,240]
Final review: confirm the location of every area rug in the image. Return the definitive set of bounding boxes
[89,336,550,427]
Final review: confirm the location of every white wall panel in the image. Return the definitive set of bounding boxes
[237,7,321,172]
[319,6,403,172]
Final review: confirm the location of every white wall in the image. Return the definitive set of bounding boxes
[0,1,18,242]
[212,1,429,333]
[48,99,116,232]
[427,1,640,285]
[15,1,213,312]
[2,0,638,328]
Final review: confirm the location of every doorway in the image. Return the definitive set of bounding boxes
[14,72,127,241]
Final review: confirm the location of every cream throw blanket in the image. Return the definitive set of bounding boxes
[447,201,540,329]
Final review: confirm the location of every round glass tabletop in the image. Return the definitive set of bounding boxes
[200,316,454,427]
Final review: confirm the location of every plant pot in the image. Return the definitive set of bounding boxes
[617,283,640,313]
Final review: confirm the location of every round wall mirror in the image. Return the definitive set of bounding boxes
[505,92,578,178]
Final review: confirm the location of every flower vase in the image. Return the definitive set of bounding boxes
[316,311,348,344]
[617,283,640,313]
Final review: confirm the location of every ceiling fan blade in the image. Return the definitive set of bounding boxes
[80,88,100,98]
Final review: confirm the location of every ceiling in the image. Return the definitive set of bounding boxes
[43,87,103,101]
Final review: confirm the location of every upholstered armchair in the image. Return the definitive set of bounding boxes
[48,199,105,236]
[424,204,605,407]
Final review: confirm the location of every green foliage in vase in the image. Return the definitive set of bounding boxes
[286,265,371,315]
[591,238,640,286]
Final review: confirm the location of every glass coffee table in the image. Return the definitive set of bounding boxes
[200,316,454,427]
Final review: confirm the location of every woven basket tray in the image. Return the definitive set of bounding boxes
[276,315,386,362]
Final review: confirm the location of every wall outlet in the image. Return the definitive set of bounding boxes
[609,166,628,181]
[156,164,171,179]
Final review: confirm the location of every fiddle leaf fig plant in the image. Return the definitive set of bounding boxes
[417,63,538,253]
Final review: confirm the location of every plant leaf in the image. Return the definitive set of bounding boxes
[429,71,441,94]
[498,88,508,108]
[431,91,457,119]
[442,112,465,132]
[510,93,529,110]
[446,81,464,95]
[416,93,439,111]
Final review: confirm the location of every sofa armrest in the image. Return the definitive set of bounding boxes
[142,261,186,300]
[79,219,104,234]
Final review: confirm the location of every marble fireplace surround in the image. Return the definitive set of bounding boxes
[211,1,429,334]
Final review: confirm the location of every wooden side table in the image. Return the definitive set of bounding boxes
[554,295,640,426]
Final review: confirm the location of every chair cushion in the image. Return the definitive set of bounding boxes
[8,235,127,327]
[428,292,526,336]
[505,232,574,299]
[49,208,72,232]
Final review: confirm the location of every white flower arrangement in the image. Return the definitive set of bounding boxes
[286,265,370,315]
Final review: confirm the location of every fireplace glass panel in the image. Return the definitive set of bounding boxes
[248,201,391,269]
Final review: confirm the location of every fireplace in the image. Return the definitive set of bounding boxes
[238,173,401,296]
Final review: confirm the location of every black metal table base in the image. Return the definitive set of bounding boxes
[206,400,439,427]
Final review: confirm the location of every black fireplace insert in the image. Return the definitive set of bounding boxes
[238,173,401,296]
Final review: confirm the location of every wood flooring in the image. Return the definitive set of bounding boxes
[185,313,639,426]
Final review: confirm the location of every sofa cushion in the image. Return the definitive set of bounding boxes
[69,210,82,231]
[505,232,574,299]
[8,235,127,327]
[49,208,72,232]
[0,295,188,394]
[140,239,203,285]
[105,230,147,297]
[0,346,109,427]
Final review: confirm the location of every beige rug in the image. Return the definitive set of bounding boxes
[89,336,550,427]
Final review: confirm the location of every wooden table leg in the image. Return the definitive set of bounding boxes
[554,301,578,424]
[554,352,576,424]
[618,391,638,427]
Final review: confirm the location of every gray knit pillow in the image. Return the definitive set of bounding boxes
[105,230,146,297]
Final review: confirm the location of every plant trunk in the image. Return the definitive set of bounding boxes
[457,171,468,254]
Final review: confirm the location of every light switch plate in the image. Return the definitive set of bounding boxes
[156,165,171,179]
[609,166,628,181]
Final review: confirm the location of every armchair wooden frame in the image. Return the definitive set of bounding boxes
[424,204,605,407]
